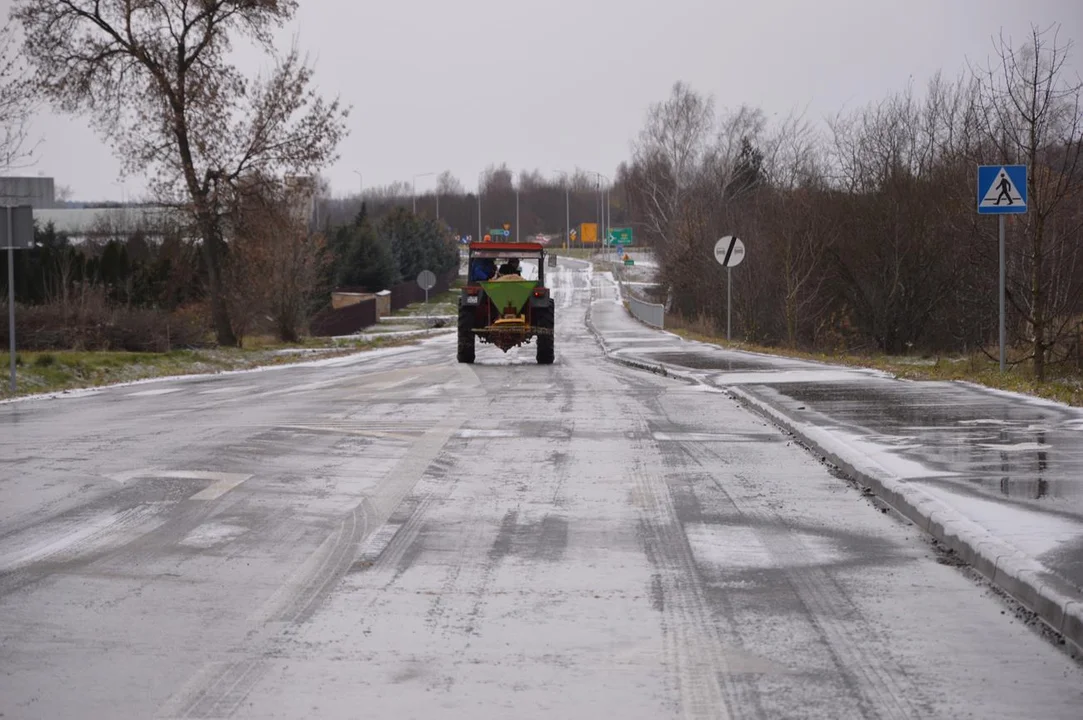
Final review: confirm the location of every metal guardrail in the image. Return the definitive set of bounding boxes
[611,261,664,329]
[628,295,665,329]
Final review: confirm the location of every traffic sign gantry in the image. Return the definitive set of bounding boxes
[978,165,1027,215]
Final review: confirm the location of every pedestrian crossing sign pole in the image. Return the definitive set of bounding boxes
[977,164,1027,373]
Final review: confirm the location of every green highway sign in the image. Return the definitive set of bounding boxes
[607,227,633,246]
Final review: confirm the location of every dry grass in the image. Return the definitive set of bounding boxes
[0,334,422,400]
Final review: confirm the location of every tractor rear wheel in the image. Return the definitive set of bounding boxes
[535,307,554,365]
[457,305,476,363]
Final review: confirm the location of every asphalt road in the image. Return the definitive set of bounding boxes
[1,262,1081,719]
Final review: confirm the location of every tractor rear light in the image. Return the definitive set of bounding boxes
[465,287,481,295]
[533,289,548,298]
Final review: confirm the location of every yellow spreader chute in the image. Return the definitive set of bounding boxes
[479,278,538,351]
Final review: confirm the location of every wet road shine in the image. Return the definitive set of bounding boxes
[1,262,1080,719]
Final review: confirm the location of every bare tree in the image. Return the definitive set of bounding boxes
[0,23,36,170]
[14,0,349,346]
[975,23,1083,379]
[630,82,715,249]
[758,113,833,347]
[436,170,464,196]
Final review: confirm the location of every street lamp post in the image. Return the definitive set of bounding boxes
[352,170,363,217]
[554,171,571,250]
[477,171,483,241]
[412,172,436,214]
[589,171,610,253]
[515,187,519,243]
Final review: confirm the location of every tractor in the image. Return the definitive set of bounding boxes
[458,242,555,364]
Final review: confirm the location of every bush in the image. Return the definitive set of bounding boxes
[34,353,56,367]
[0,299,211,352]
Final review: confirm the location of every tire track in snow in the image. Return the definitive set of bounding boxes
[680,439,925,720]
[158,410,468,718]
[631,461,738,720]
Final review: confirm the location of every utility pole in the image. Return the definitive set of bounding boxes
[477,172,483,241]
[515,187,520,242]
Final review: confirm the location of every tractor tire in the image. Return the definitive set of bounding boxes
[457,306,476,364]
[535,307,555,365]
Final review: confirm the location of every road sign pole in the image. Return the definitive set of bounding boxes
[978,165,1026,372]
[727,266,732,341]
[714,235,746,342]
[999,214,1006,372]
[7,207,15,393]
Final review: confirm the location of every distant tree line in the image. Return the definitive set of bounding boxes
[318,164,624,245]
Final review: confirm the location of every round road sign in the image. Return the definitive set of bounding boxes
[417,270,437,291]
[714,236,746,268]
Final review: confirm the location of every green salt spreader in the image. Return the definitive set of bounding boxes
[458,242,555,364]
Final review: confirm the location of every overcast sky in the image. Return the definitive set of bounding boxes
[4,0,1081,201]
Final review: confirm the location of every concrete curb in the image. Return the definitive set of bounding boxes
[728,385,1083,655]
[583,294,691,382]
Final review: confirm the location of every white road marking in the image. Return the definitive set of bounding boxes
[106,468,252,500]
[198,386,253,395]
[127,388,182,397]
[188,473,254,500]
[108,468,162,484]
[180,521,249,548]
[456,429,518,438]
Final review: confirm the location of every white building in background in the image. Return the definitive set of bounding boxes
[32,206,181,243]
[1,174,182,243]
[2,174,321,243]
[0,176,58,208]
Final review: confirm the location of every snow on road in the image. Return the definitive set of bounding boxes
[0,260,1080,719]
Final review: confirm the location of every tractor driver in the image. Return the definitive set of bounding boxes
[496,257,521,278]
[470,257,497,282]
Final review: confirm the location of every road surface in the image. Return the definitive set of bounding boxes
[1,261,1080,719]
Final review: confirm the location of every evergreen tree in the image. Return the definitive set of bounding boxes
[335,212,398,291]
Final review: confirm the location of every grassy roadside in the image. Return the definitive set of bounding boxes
[0,333,428,400]
[391,285,462,318]
[668,328,1083,407]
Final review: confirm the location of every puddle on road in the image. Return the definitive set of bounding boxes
[643,352,781,371]
[763,381,1083,507]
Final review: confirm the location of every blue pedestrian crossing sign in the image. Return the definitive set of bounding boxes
[977,165,1027,214]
